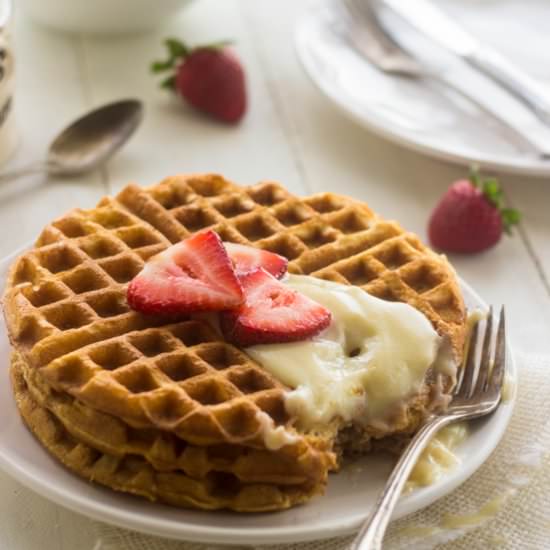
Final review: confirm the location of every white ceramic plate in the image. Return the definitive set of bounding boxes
[295,0,550,177]
[0,247,515,545]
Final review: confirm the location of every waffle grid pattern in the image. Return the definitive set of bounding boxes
[4,192,307,449]
[3,173,466,511]
[118,174,464,348]
[5,174,465,442]
[16,351,327,488]
[11,358,318,512]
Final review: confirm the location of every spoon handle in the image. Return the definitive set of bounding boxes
[0,160,50,184]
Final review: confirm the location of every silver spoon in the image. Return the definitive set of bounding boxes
[0,99,143,183]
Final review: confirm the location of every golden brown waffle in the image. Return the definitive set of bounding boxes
[10,354,320,512]
[15,350,331,489]
[3,173,466,511]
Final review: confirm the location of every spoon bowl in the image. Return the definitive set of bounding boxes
[0,98,143,185]
[47,99,143,176]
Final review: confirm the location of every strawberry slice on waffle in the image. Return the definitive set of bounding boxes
[224,242,288,279]
[221,269,332,347]
[127,230,244,314]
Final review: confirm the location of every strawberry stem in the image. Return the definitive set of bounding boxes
[469,166,521,235]
[151,38,190,77]
[165,38,189,59]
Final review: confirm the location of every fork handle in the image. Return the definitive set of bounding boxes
[350,415,454,550]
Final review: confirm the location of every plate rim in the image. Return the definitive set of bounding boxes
[0,245,516,545]
[294,10,550,178]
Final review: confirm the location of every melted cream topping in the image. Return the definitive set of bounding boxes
[246,275,446,430]
[441,488,515,528]
[466,308,488,331]
[406,423,468,490]
[255,411,300,450]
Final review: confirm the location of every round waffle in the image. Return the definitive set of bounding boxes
[14,349,332,485]
[2,173,466,511]
[10,354,320,512]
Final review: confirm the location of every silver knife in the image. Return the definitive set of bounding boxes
[379,0,550,126]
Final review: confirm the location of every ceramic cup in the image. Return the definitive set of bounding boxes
[0,0,17,166]
[19,0,196,34]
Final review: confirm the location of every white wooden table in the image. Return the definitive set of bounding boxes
[1,1,549,548]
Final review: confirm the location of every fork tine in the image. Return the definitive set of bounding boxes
[453,344,466,395]
[473,308,493,394]
[456,319,480,398]
[488,306,506,394]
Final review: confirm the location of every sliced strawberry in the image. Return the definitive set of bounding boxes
[220,269,331,346]
[224,242,288,279]
[127,230,244,315]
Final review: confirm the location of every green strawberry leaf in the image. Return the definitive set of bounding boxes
[151,37,190,90]
[151,59,174,73]
[165,38,189,59]
[468,165,482,188]
[482,178,503,208]
[464,167,522,237]
[501,208,521,234]
[160,75,177,91]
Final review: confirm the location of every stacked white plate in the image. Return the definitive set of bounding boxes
[295,0,550,176]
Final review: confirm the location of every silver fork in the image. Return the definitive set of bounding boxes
[351,307,506,550]
[341,0,550,158]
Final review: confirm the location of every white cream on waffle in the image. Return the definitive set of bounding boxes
[247,275,454,431]
[255,410,301,450]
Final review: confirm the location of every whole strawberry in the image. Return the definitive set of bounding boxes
[428,170,520,254]
[152,38,246,124]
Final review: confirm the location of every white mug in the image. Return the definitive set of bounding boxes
[18,0,196,35]
[0,0,17,166]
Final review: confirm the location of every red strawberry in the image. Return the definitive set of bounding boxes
[152,38,246,124]
[127,230,244,315]
[220,269,331,347]
[224,242,288,279]
[428,171,520,254]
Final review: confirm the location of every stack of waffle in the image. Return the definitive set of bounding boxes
[3,174,466,511]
